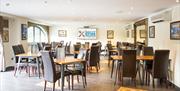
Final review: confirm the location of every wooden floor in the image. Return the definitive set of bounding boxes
[0,57,175,91]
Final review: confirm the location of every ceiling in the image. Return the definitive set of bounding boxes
[0,0,179,24]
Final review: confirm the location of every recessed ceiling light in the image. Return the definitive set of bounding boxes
[176,0,179,3]
[130,6,134,10]
[5,3,10,6]
[116,10,123,14]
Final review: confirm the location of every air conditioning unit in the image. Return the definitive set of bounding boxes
[151,10,172,23]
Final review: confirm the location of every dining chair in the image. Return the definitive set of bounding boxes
[142,46,154,85]
[88,45,100,72]
[12,45,28,76]
[107,44,118,67]
[115,50,137,86]
[68,49,87,89]
[41,51,71,91]
[148,50,170,88]
[73,44,81,58]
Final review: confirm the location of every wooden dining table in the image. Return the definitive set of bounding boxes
[54,58,85,91]
[111,55,154,85]
[15,53,41,77]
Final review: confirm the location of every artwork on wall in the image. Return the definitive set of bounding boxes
[107,30,114,39]
[149,26,155,38]
[140,30,146,38]
[58,30,67,37]
[170,21,180,40]
[21,24,27,40]
[2,28,9,42]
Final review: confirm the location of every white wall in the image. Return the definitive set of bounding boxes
[0,13,28,68]
[148,5,180,87]
[49,22,127,49]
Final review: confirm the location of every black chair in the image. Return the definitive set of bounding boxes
[142,46,154,85]
[41,51,71,91]
[88,45,100,72]
[107,44,118,67]
[68,49,87,89]
[73,44,81,58]
[37,43,43,51]
[115,50,137,86]
[148,50,170,88]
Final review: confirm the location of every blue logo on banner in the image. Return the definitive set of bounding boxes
[85,31,96,37]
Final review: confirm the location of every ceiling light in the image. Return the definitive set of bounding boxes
[176,0,179,3]
[130,6,134,10]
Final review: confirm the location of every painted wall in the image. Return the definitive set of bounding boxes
[0,13,28,68]
[148,5,180,87]
[49,22,127,50]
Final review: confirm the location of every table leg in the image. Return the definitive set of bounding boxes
[137,62,142,85]
[61,64,64,91]
[142,61,145,85]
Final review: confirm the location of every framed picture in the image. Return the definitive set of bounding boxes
[170,21,180,40]
[21,24,27,40]
[2,28,9,42]
[58,30,67,37]
[107,30,114,39]
[149,26,155,38]
[140,30,146,38]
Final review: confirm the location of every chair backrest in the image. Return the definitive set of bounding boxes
[18,44,25,53]
[37,43,43,51]
[153,50,170,78]
[122,50,137,78]
[74,44,81,51]
[107,44,113,50]
[142,47,154,56]
[12,45,21,55]
[89,46,99,66]
[41,51,56,82]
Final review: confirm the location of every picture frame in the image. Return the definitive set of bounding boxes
[149,26,155,38]
[107,30,114,39]
[2,28,9,42]
[140,30,146,38]
[58,30,67,37]
[21,24,27,40]
[170,21,180,40]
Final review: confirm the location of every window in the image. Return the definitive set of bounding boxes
[27,26,48,43]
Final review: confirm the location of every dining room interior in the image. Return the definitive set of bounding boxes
[0,0,180,91]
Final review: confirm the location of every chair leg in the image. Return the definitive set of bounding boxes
[71,75,74,90]
[68,76,70,90]
[77,75,79,83]
[153,77,155,88]
[111,60,115,78]
[14,67,17,76]
[165,78,168,88]
[52,83,55,91]
[44,81,47,91]
[96,66,98,72]
[82,76,85,88]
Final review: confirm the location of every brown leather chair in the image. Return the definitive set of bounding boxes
[148,50,170,88]
[41,51,71,91]
[115,50,137,86]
